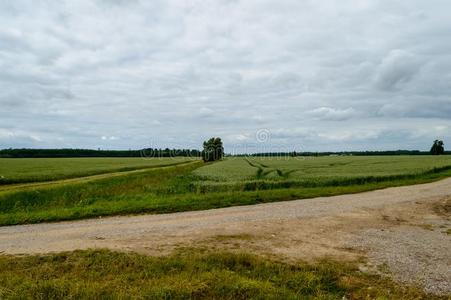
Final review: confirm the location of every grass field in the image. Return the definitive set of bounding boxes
[0,249,440,299]
[0,155,451,226]
[0,157,194,184]
[191,156,451,193]
[194,156,451,181]
[1,156,450,299]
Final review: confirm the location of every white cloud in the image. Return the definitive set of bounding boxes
[226,134,251,143]
[0,0,450,151]
[307,107,357,121]
[101,136,118,141]
[0,128,42,145]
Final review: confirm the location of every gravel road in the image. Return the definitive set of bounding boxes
[1,178,450,295]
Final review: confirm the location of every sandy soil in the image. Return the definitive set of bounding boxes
[1,178,450,295]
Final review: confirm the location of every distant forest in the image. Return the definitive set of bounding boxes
[0,148,448,158]
[245,150,451,157]
[0,148,202,158]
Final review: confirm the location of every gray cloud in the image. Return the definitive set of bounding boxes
[374,50,423,91]
[0,0,450,152]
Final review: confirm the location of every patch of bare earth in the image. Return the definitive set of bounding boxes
[192,199,451,295]
[0,179,450,295]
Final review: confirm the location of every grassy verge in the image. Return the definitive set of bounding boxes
[1,163,451,226]
[0,249,441,299]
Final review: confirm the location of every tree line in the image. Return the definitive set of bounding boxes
[0,148,202,158]
[242,149,449,157]
[0,140,446,158]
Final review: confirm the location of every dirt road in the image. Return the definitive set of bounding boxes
[1,178,450,294]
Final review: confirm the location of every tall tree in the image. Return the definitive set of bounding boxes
[202,137,224,162]
[430,140,445,155]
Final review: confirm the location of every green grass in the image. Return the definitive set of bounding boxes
[0,161,203,225]
[1,157,451,226]
[194,156,451,182]
[0,157,195,184]
[191,156,451,193]
[0,158,451,225]
[0,249,441,300]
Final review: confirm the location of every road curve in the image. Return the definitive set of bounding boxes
[1,177,451,255]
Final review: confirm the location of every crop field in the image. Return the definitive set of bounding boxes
[194,156,451,181]
[0,155,450,226]
[191,155,451,193]
[0,157,194,184]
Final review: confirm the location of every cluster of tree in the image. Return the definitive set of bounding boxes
[202,137,224,162]
[0,148,201,158]
[430,140,445,155]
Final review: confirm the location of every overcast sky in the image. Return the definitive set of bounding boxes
[1,0,450,152]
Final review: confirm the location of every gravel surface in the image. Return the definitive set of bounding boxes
[0,178,450,295]
[350,226,451,295]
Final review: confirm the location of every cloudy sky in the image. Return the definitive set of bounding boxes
[1,0,450,152]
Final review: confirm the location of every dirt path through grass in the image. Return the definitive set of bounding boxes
[1,178,450,295]
[0,160,198,193]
